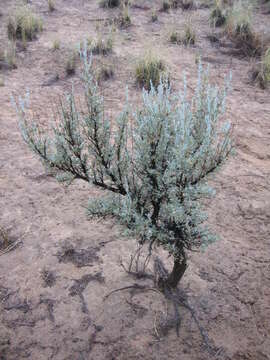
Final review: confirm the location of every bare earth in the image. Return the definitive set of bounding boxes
[0,1,270,359]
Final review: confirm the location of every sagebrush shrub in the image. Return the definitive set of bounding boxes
[7,5,43,44]
[15,50,233,289]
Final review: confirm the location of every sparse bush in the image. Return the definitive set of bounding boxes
[0,77,4,87]
[135,54,167,90]
[48,0,56,12]
[7,5,43,44]
[65,51,77,75]
[16,52,233,289]
[251,48,270,89]
[225,1,262,56]
[99,0,120,7]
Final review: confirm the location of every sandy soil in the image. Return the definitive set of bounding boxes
[0,0,270,359]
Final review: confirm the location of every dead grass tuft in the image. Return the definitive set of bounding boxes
[48,0,56,12]
[97,64,114,82]
[250,48,270,89]
[99,0,121,8]
[170,22,196,46]
[7,5,43,44]
[225,2,263,56]
[65,51,77,75]
[210,0,227,27]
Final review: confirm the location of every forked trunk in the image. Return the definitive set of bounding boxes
[166,257,187,289]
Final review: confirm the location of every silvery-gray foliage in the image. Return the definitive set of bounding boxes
[15,49,232,287]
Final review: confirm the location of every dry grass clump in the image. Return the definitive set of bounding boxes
[99,0,121,7]
[210,0,227,27]
[0,227,10,250]
[161,0,196,11]
[65,51,77,75]
[170,22,196,46]
[225,1,262,56]
[170,0,180,8]
[151,10,158,22]
[182,22,196,45]
[170,30,180,44]
[7,5,43,44]
[97,64,114,82]
[118,5,131,28]
[135,54,168,90]
[89,34,113,55]
[80,35,113,56]
[41,268,56,287]
[180,0,195,10]
[0,42,17,70]
[162,1,171,11]
[48,0,56,12]
[251,48,270,89]
[52,39,60,50]
[265,0,270,12]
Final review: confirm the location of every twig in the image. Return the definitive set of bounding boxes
[103,283,160,301]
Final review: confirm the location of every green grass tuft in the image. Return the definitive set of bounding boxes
[135,54,168,91]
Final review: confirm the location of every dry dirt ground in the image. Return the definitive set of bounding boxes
[0,0,270,359]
